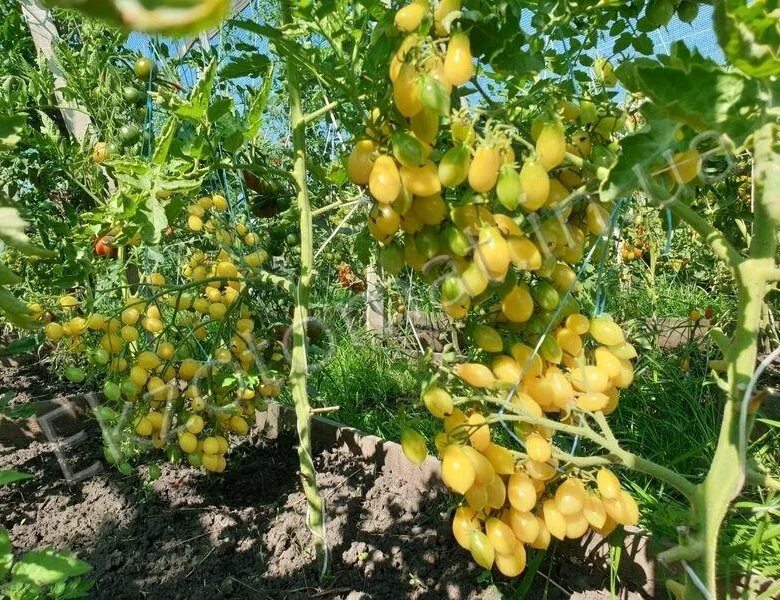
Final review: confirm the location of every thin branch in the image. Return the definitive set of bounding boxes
[302,100,339,126]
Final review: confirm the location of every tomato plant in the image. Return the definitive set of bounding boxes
[3,1,778,598]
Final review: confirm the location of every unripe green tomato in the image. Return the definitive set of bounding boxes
[64,366,86,383]
[134,57,156,81]
[103,381,121,402]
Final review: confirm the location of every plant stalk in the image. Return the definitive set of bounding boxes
[281,0,328,578]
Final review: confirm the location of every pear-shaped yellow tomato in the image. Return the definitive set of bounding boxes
[347,139,376,185]
[508,472,537,512]
[483,443,516,475]
[434,0,461,36]
[454,363,497,388]
[452,506,480,549]
[389,34,420,82]
[519,159,550,211]
[469,530,495,570]
[422,386,454,419]
[486,517,518,555]
[412,193,447,226]
[368,203,401,244]
[444,32,475,86]
[473,324,503,353]
[394,0,427,32]
[369,155,402,204]
[501,285,534,323]
[400,429,428,464]
[442,444,476,494]
[468,145,501,193]
[666,149,701,185]
[401,160,441,197]
[439,145,471,188]
[536,122,567,171]
[589,316,625,346]
[410,108,440,145]
[475,226,510,281]
[586,202,610,236]
[507,236,542,271]
[393,63,423,117]
[459,260,489,297]
[495,539,526,577]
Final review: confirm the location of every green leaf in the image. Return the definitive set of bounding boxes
[714,0,780,78]
[0,265,21,286]
[12,550,91,587]
[219,53,270,80]
[0,288,36,329]
[174,59,217,121]
[616,43,765,146]
[0,471,33,486]
[0,114,25,151]
[151,117,179,166]
[245,63,274,143]
[0,207,55,257]
[0,527,12,580]
[44,0,230,37]
[138,194,169,245]
[601,104,679,203]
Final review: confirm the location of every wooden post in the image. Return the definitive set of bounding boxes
[365,265,385,334]
[19,0,92,142]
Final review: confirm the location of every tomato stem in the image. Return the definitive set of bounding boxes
[281,0,329,579]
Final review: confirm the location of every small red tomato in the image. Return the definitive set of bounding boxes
[94,235,117,258]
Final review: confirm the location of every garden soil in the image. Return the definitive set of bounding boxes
[0,360,657,599]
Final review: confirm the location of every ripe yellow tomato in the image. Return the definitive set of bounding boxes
[441,444,476,494]
[179,432,198,454]
[589,316,625,346]
[454,363,497,388]
[501,285,534,323]
[482,443,516,475]
[508,509,539,544]
[394,0,427,32]
[389,34,420,82]
[412,193,447,226]
[475,226,510,281]
[508,472,537,512]
[519,159,550,211]
[212,194,228,211]
[347,139,376,185]
[667,149,701,184]
[369,155,402,204]
[45,322,65,341]
[507,236,542,271]
[543,499,567,540]
[401,160,441,197]
[368,203,401,244]
[401,429,428,464]
[393,63,423,117]
[468,145,501,193]
[444,32,475,86]
[536,122,567,171]
[469,530,495,570]
[452,506,480,550]
[422,387,454,419]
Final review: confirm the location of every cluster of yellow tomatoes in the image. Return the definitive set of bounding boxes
[36,194,285,472]
[348,1,643,576]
